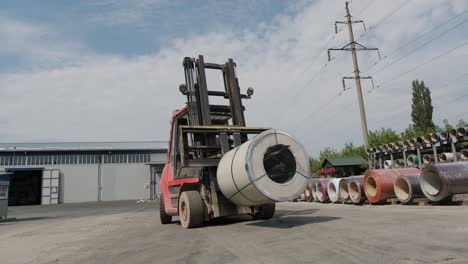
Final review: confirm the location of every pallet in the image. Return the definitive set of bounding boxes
[451,193,468,205]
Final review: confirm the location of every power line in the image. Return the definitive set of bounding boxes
[369,40,468,93]
[356,0,412,41]
[357,0,376,17]
[370,17,468,76]
[367,10,468,71]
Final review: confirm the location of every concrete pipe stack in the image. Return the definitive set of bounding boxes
[348,175,365,204]
[393,174,425,203]
[314,178,329,203]
[420,163,468,202]
[327,178,343,203]
[217,129,309,206]
[364,168,421,203]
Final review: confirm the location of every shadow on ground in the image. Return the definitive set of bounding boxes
[247,215,341,228]
[0,216,55,224]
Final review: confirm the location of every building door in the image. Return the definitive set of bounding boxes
[42,169,60,205]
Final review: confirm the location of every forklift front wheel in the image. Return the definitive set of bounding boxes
[178,191,204,229]
[159,195,172,225]
[253,204,276,220]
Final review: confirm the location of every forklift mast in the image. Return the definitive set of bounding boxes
[181,55,247,127]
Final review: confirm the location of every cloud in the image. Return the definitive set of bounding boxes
[1,0,467,157]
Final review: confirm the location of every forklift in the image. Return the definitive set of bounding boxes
[159,55,276,228]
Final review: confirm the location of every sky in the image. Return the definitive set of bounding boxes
[1,0,467,157]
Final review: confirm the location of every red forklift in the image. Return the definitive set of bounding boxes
[159,55,306,228]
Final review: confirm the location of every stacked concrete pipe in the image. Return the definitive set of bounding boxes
[420,163,468,201]
[327,178,343,203]
[364,168,421,203]
[393,174,425,203]
[348,175,365,204]
[314,178,329,203]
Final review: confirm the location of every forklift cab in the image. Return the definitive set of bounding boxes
[0,173,11,219]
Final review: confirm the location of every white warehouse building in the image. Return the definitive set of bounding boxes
[0,141,167,206]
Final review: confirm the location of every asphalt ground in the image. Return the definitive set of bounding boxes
[1,201,467,264]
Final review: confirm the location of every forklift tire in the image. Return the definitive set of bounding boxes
[159,196,172,225]
[178,191,204,229]
[253,204,276,220]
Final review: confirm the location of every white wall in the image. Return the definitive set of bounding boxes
[51,165,99,203]
[100,164,150,201]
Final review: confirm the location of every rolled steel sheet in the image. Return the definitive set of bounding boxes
[439,152,460,163]
[407,154,419,167]
[440,131,449,141]
[348,175,365,204]
[383,160,393,169]
[416,136,424,145]
[311,179,319,202]
[461,149,468,161]
[364,168,421,203]
[394,174,424,203]
[217,129,309,206]
[423,134,432,144]
[394,159,404,168]
[314,178,329,202]
[423,154,434,164]
[430,133,440,142]
[457,127,467,137]
[420,163,468,201]
[339,177,350,201]
[303,180,313,202]
[327,178,343,203]
[403,140,411,148]
[448,128,458,138]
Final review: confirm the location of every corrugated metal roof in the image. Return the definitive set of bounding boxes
[323,156,368,167]
[0,141,167,152]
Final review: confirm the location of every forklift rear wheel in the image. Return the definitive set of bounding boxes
[253,204,276,220]
[159,195,172,225]
[178,191,204,229]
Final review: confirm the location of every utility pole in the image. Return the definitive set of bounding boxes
[328,1,380,149]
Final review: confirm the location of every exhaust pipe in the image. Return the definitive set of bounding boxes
[393,174,424,203]
[315,178,329,203]
[348,175,365,204]
[420,163,468,201]
[327,178,343,203]
[423,154,434,164]
[461,149,468,161]
[439,152,460,163]
[407,154,419,167]
[364,168,421,203]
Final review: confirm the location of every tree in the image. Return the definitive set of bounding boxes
[411,80,435,132]
[368,128,401,147]
[400,124,425,139]
[456,119,468,128]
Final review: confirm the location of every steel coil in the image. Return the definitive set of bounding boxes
[348,175,365,204]
[364,168,421,203]
[314,178,329,202]
[327,178,343,203]
[461,149,468,161]
[393,174,424,203]
[420,163,468,201]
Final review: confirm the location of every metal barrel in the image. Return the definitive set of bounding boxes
[420,163,468,201]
